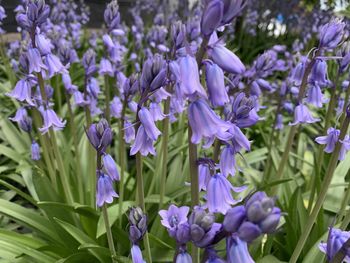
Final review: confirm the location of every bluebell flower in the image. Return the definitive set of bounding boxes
[159,204,190,238]
[138,107,161,141]
[290,60,306,86]
[99,58,114,76]
[319,228,350,262]
[275,114,284,130]
[130,125,156,156]
[306,83,324,108]
[35,34,53,56]
[200,0,223,36]
[102,154,120,181]
[86,119,113,152]
[124,120,135,143]
[205,248,225,263]
[199,164,211,191]
[226,236,254,263]
[31,141,41,161]
[289,104,320,126]
[204,60,229,107]
[315,127,340,153]
[206,173,246,214]
[131,244,146,263]
[73,91,89,107]
[149,102,165,121]
[319,19,345,49]
[310,59,329,86]
[188,207,222,248]
[9,107,32,132]
[96,173,118,207]
[39,107,66,134]
[82,49,98,76]
[188,99,233,145]
[6,78,35,106]
[176,251,192,263]
[223,206,246,233]
[45,53,67,78]
[27,48,47,73]
[110,97,122,118]
[219,145,236,177]
[128,207,147,244]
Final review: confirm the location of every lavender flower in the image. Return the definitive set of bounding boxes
[206,173,245,214]
[315,127,340,153]
[226,236,254,263]
[205,60,229,107]
[188,99,233,145]
[31,141,41,161]
[319,228,350,262]
[96,173,118,207]
[159,204,190,238]
[7,78,35,106]
[102,154,120,181]
[289,104,320,126]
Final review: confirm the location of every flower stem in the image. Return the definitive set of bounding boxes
[159,96,170,209]
[102,204,118,263]
[104,75,111,124]
[289,109,350,263]
[272,52,319,194]
[118,101,127,228]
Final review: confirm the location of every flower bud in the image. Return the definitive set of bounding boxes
[128,207,147,243]
[259,207,281,233]
[86,119,113,151]
[223,206,246,233]
[201,0,223,37]
[31,141,41,161]
[102,154,120,181]
[238,221,261,242]
[319,19,345,49]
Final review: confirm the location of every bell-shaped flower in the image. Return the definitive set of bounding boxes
[310,59,329,86]
[188,99,233,144]
[223,206,246,233]
[208,43,245,74]
[159,204,190,237]
[6,78,35,106]
[124,120,135,143]
[39,107,66,134]
[73,91,89,107]
[102,154,120,181]
[319,19,345,49]
[289,104,320,126]
[206,173,246,214]
[319,228,350,262]
[200,0,223,37]
[130,125,156,156]
[99,58,114,76]
[199,164,211,191]
[138,107,161,141]
[27,48,47,73]
[176,251,192,263]
[45,53,67,78]
[174,55,207,99]
[307,83,324,108]
[220,145,236,177]
[110,96,122,118]
[31,141,41,161]
[229,124,251,152]
[35,34,53,56]
[96,173,118,207]
[205,60,229,107]
[226,236,255,263]
[315,127,340,153]
[131,244,146,263]
[290,60,306,86]
[149,102,165,121]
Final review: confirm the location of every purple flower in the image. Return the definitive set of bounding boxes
[86,119,113,152]
[206,173,245,214]
[62,73,78,94]
[31,141,41,161]
[201,0,223,36]
[130,125,156,156]
[188,99,233,145]
[208,43,245,74]
[289,104,320,126]
[73,91,89,107]
[205,248,225,263]
[220,145,236,177]
[319,20,345,49]
[229,124,251,152]
[340,135,350,161]
[275,114,284,130]
[102,154,120,181]
[159,205,190,236]
[6,78,35,106]
[173,55,207,99]
[310,59,329,86]
[226,236,254,263]
[306,83,324,108]
[124,120,135,143]
[131,244,145,263]
[229,93,259,128]
[205,60,229,107]
[99,58,114,76]
[176,252,192,263]
[319,228,350,262]
[138,107,161,141]
[188,207,221,248]
[96,173,118,207]
[199,164,211,191]
[140,54,167,92]
[237,221,261,242]
[223,206,246,233]
[39,107,66,134]
[290,60,306,86]
[35,34,53,56]
[110,97,122,118]
[104,0,121,31]
[82,49,97,76]
[27,48,47,74]
[128,207,147,244]
[149,102,165,121]
[45,54,67,78]
[315,127,340,153]
[9,107,32,132]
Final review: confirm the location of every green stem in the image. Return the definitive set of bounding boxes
[289,110,350,263]
[104,75,111,124]
[37,73,74,204]
[118,101,127,228]
[65,92,84,203]
[338,173,350,223]
[308,74,340,212]
[273,51,319,194]
[159,97,170,209]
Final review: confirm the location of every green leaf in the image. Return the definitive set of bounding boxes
[257,255,287,263]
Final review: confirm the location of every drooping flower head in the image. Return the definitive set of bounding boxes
[96,172,118,207]
[319,228,350,262]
